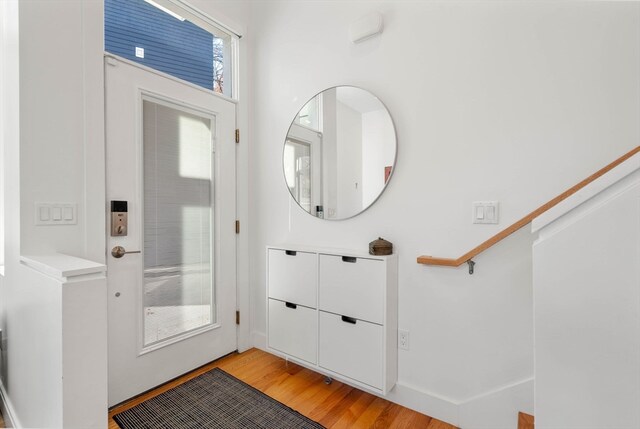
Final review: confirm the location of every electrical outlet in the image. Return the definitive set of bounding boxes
[398,329,409,350]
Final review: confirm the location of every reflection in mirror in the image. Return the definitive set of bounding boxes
[284,86,396,220]
[283,139,311,211]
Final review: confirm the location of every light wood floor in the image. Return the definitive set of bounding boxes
[108,348,458,428]
[518,412,534,429]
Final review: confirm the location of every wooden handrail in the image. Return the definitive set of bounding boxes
[417,146,640,267]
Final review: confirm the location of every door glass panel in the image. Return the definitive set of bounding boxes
[143,98,215,347]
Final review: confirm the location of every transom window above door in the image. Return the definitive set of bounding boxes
[105,0,238,98]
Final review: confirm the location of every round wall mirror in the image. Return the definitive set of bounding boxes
[283,86,397,220]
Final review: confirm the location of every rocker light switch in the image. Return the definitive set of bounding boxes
[39,206,50,221]
[35,203,77,225]
[63,206,73,220]
[473,201,499,224]
[52,207,62,221]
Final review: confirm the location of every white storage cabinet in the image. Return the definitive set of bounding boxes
[267,245,398,395]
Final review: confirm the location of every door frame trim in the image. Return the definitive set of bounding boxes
[105,54,239,105]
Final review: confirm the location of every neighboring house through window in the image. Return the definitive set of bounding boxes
[105,0,236,97]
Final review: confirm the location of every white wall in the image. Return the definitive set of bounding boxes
[0,0,108,427]
[533,168,640,429]
[0,0,19,425]
[0,1,6,269]
[19,0,105,260]
[248,1,639,427]
[0,1,19,424]
[11,266,64,429]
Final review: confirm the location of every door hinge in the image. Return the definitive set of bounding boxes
[235,129,240,144]
[235,220,240,234]
[235,310,240,325]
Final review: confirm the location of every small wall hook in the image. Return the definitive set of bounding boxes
[467,260,475,275]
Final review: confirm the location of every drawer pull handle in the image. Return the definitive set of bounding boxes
[285,250,297,256]
[341,256,357,263]
[341,315,357,324]
[285,302,297,309]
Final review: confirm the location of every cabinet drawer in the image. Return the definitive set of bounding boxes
[268,299,317,364]
[319,311,383,390]
[268,249,317,308]
[319,254,384,324]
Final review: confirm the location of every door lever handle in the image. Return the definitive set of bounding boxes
[111,246,141,258]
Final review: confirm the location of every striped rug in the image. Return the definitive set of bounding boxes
[113,368,325,428]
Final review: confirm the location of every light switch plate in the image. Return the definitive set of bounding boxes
[35,203,77,225]
[473,201,499,224]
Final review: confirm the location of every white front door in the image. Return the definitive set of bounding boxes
[105,56,237,406]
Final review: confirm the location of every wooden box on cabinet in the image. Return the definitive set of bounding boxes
[266,245,398,395]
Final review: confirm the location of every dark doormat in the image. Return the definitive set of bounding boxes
[113,368,325,429]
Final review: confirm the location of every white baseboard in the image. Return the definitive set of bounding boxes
[251,331,267,351]
[0,380,20,428]
[458,378,533,429]
[250,330,532,429]
[370,376,534,429]
[386,381,460,426]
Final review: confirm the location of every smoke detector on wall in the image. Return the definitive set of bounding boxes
[349,12,384,44]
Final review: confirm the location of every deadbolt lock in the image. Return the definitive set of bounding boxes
[111,200,128,237]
